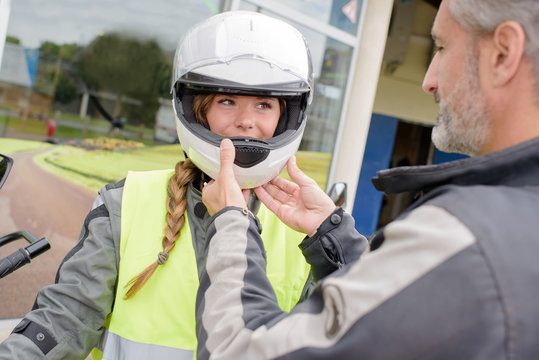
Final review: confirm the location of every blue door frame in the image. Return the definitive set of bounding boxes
[352,113,397,236]
[351,114,469,236]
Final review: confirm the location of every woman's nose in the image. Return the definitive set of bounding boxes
[235,107,255,128]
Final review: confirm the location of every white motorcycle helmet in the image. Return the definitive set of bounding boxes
[171,10,313,188]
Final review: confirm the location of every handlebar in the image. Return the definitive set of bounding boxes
[0,231,51,278]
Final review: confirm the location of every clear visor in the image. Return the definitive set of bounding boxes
[173,11,312,93]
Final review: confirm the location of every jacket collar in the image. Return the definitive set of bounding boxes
[372,136,539,195]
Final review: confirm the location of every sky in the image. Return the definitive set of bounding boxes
[6,0,334,51]
[6,0,221,51]
[4,0,340,78]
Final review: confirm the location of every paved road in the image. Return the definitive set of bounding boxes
[0,150,96,318]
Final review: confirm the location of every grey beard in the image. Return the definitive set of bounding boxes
[431,56,490,156]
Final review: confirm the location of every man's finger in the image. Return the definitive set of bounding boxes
[242,189,250,204]
[270,176,298,196]
[262,182,292,204]
[254,186,282,214]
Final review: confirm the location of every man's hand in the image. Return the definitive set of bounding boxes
[254,156,336,237]
[202,139,250,216]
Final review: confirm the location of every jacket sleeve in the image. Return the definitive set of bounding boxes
[196,204,480,360]
[299,207,368,281]
[296,207,368,302]
[0,184,123,359]
[195,206,368,359]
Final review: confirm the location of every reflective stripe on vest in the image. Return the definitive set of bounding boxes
[94,169,310,359]
[96,328,193,360]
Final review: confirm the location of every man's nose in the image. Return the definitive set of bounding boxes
[422,54,439,94]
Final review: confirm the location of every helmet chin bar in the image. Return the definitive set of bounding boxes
[230,138,270,168]
[175,104,307,188]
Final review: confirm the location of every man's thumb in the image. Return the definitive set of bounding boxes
[287,155,312,186]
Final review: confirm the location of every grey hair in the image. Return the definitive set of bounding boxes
[449,0,539,94]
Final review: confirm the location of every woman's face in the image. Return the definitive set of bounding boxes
[205,95,281,139]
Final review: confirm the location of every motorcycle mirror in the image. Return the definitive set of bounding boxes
[328,182,347,207]
[0,154,13,190]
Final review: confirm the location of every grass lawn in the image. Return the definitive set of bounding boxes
[0,138,54,154]
[1,115,155,144]
[59,113,153,135]
[2,116,48,136]
[35,143,184,193]
[1,137,331,193]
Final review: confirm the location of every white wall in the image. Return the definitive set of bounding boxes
[329,0,394,212]
[0,0,11,68]
[373,1,438,126]
[373,38,438,126]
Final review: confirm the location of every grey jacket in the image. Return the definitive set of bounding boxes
[0,177,315,359]
[196,136,539,360]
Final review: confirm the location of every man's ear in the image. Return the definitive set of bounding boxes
[490,20,526,87]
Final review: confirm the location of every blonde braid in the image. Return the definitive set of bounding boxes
[124,158,199,299]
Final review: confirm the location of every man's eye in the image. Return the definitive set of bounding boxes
[433,44,443,53]
[218,99,233,105]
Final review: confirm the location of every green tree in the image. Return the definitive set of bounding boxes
[6,35,20,45]
[34,41,82,100]
[58,43,80,61]
[40,41,60,58]
[40,41,80,61]
[55,72,78,104]
[78,33,172,126]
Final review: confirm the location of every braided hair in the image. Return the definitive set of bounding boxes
[123,95,212,299]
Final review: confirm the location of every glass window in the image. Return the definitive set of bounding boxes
[241,0,363,35]
[302,37,353,154]
[236,2,356,188]
[239,6,354,154]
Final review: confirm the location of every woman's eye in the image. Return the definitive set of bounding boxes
[257,102,272,110]
[218,99,234,105]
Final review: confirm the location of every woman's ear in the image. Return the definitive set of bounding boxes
[489,20,526,87]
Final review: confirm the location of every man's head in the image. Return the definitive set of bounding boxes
[423,0,539,156]
[449,0,539,87]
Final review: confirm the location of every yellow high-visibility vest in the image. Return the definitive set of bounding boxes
[92,169,310,359]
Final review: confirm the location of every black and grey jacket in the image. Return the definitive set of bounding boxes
[0,177,315,359]
[196,137,539,360]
